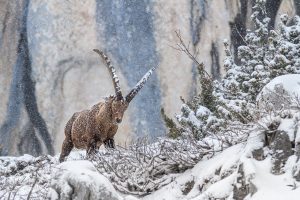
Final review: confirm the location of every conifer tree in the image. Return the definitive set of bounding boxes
[166,0,300,139]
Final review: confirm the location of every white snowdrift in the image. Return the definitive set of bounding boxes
[49,160,122,200]
[250,157,300,200]
[143,144,244,200]
[142,147,300,200]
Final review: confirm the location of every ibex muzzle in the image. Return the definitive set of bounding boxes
[59,49,156,162]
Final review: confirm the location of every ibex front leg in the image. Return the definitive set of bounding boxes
[104,126,118,149]
[86,117,98,159]
[86,137,98,159]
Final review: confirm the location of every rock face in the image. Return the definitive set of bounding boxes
[0,0,299,156]
[0,0,54,156]
[233,163,257,200]
[49,160,122,200]
[270,131,294,174]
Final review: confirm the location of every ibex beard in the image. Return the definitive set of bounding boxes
[59,49,156,162]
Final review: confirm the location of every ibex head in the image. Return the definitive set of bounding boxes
[108,97,127,124]
[93,49,156,124]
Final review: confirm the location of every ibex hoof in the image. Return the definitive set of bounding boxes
[104,138,115,149]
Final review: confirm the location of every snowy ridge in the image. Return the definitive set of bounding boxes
[144,144,244,200]
[145,128,300,199]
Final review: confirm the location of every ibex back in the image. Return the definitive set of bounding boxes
[59,49,156,162]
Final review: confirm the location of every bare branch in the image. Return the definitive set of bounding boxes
[173,30,211,79]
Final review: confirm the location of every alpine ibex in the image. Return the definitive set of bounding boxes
[59,49,156,162]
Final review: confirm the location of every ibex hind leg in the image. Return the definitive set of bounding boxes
[59,114,77,162]
[59,139,73,162]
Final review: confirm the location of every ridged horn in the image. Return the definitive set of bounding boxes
[93,49,123,100]
[125,66,156,103]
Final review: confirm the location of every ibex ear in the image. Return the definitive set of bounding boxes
[105,95,115,103]
[125,66,157,103]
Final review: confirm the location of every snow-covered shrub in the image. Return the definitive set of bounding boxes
[170,0,300,139]
[0,155,56,199]
[91,133,246,196]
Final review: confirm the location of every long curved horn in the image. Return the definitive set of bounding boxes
[125,66,156,103]
[93,49,123,100]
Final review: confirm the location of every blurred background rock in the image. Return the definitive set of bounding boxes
[0,0,297,156]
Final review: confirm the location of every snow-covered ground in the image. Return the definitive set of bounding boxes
[2,138,300,200]
[144,144,243,200]
[145,144,300,200]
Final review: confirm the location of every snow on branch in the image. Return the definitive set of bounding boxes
[91,133,245,196]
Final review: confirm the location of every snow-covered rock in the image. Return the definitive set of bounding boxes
[143,144,244,200]
[48,160,122,200]
[270,131,293,175]
[257,74,300,110]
